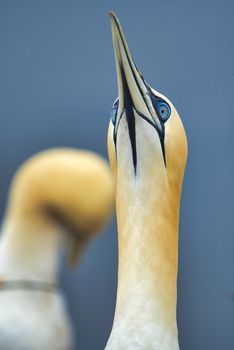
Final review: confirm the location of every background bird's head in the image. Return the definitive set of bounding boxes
[4,149,114,267]
[108,12,188,208]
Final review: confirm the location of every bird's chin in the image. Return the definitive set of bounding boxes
[116,114,165,171]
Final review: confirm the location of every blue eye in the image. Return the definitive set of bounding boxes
[150,91,171,123]
[157,101,171,122]
[110,98,119,125]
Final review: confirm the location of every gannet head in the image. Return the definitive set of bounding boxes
[4,149,114,266]
[108,12,188,201]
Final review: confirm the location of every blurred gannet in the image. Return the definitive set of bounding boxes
[0,148,114,350]
[105,12,187,350]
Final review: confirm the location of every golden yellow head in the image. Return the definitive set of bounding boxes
[5,148,114,265]
[108,12,187,204]
[8,149,114,235]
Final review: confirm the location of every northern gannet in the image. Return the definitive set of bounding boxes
[0,148,114,350]
[105,12,188,350]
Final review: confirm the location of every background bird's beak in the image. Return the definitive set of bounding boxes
[109,11,157,127]
[44,204,89,267]
[66,233,88,267]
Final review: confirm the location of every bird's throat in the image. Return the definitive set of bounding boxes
[108,185,181,349]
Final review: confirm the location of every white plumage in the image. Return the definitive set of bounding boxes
[0,290,72,350]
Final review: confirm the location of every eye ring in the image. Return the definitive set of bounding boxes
[157,101,171,122]
[110,98,119,125]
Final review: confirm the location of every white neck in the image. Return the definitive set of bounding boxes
[106,197,180,350]
[0,218,64,283]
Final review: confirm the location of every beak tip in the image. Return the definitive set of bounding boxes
[109,11,120,29]
[109,10,116,19]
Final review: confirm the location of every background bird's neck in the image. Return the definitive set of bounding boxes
[0,217,64,283]
[109,184,180,349]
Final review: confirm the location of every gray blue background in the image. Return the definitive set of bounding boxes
[0,1,233,349]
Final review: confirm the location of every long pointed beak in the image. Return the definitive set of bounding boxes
[109,11,159,128]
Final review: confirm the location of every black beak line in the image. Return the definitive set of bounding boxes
[110,11,166,172]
